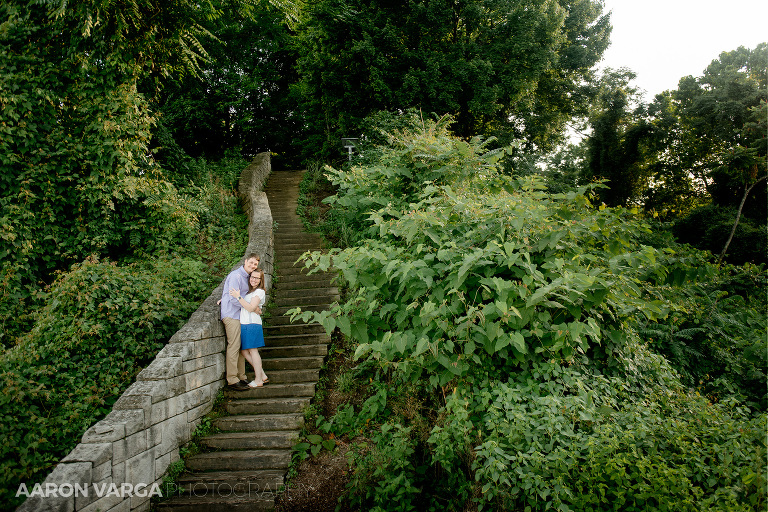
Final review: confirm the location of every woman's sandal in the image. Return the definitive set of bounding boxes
[262,378,269,385]
[248,380,263,388]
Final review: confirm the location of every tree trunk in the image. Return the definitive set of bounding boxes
[718,174,767,265]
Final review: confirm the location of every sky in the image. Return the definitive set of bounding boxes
[598,0,768,100]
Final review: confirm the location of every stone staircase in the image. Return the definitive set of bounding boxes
[158,170,337,511]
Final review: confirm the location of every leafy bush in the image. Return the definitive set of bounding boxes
[293,116,766,511]
[0,151,248,508]
[673,204,767,265]
[0,256,214,508]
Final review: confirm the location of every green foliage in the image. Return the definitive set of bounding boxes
[345,423,421,512]
[0,0,246,345]
[297,117,679,387]
[576,44,766,246]
[0,256,214,508]
[293,0,612,158]
[293,118,766,511]
[638,259,767,408]
[449,358,766,511]
[582,68,652,207]
[157,2,300,160]
[673,204,767,265]
[292,432,337,461]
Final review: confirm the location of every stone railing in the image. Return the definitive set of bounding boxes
[17,153,273,512]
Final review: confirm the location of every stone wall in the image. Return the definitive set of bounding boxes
[17,153,273,512]
[239,152,275,292]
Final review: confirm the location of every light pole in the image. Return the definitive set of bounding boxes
[341,137,358,161]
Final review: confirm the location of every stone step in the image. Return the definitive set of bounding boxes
[259,368,321,384]
[262,332,329,347]
[264,323,325,336]
[274,265,319,277]
[272,286,338,300]
[274,280,336,293]
[201,430,299,450]
[185,449,292,472]
[274,232,321,240]
[214,413,304,433]
[173,471,283,501]
[272,221,305,228]
[223,382,316,399]
[276,247,327,257]
[276,272,336,285]
[274,294,338,307]
[262,355,325,370]
[157,494,275,512]
[262,314,313,327]
[261,344,327,359]
[269,304,333,318]
[273,228,321,236]
[274,242,326,251]
[226,397,311,416]
[174,469,285,494]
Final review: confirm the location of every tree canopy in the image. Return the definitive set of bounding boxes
[0,0,264,340]
[293,0,611,157]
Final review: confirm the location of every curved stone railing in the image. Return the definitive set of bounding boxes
[17,153,274,512]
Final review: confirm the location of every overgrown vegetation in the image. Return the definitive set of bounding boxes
[0,155,250,509]
[291,116,766,511]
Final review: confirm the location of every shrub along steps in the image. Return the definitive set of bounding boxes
[158,170,337,511]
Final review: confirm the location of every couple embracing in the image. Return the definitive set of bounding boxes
[220,253,269,391]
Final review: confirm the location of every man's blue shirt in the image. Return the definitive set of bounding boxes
[220,266,249,320]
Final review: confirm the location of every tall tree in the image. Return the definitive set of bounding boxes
[293,0,611,158]
[157,1,300,161]
[581,68,651,206]
[674,44,767,217]
[0,0,255,341]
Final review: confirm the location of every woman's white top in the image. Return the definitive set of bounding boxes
[240,289,265,325]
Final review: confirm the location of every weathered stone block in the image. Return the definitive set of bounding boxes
[190,337,225,360]
[156,342,192,360]
[148,397,174,426]
[103,498,131,512]
[186,399,214,425]
[168,319,217,343]
[112,461,126,487]
[136,357,182,381]
[131,494,151,512]
[179,386,209,413]
[125,450,154,489]
[121,380,172,407]
[113,393,151,426]
[185,364,221,389]
[181,353,220,374]
[149,413,189,457]
[113,431,147,465]
[78,490,121,512]
[61,442,111,467]
[16,462,91,512]
[81,414,126,445]
[154,452,171,482]
[92,460,111,482]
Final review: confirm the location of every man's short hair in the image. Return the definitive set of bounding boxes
[245,252,260,262]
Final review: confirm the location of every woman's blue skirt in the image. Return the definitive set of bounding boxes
[241,323,265,349]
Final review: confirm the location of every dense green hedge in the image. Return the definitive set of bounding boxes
[673,204,767,266]
[0,153,249,509]
[294,116,767,511]
[0,257,212,507]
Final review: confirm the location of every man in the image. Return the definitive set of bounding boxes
[220,253,260,391]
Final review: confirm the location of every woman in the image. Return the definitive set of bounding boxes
[229,269,269,387]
